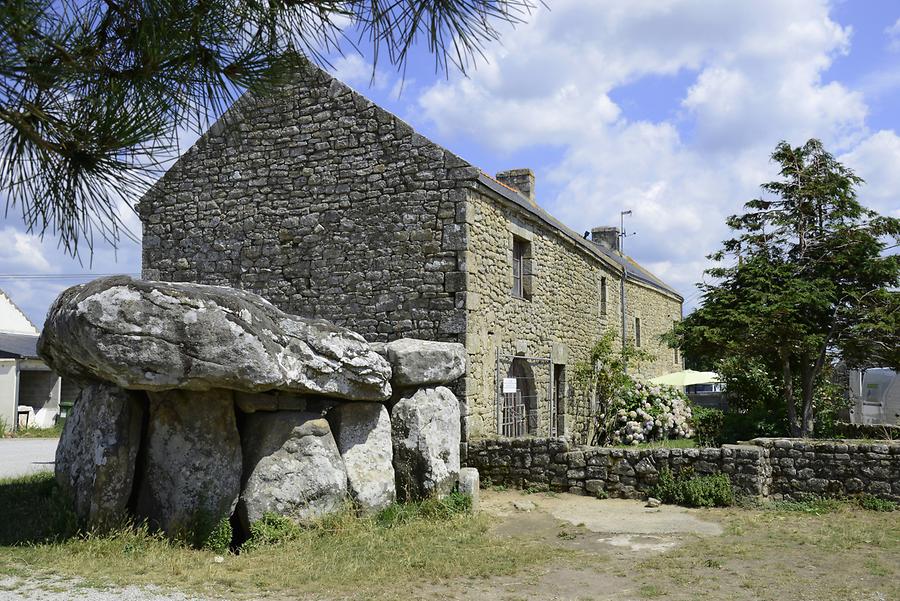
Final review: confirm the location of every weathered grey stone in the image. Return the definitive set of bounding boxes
[392,386,461,500]
[54,382,144,528]
[38,276,391,401]
[385,338,466,387]
[239,412,348,527]
[457,467,480,511]
[328,403,395,513]
[135,389,241,539]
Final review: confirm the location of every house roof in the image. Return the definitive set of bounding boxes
[476,173,682,300]
[0,332,40,359]
[0,288,40,335]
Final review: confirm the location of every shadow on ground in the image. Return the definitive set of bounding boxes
[0,473,77,546]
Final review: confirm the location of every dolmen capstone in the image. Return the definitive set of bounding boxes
[40,276,466,542]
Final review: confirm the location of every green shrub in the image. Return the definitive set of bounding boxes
[201,517,233,553]
[241,513,302,552]
[691,405,724,447]
[721,407,786,443]
[856,494,898,512]
[650,468,734,508]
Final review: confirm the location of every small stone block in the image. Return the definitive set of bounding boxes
[458,468,480,512]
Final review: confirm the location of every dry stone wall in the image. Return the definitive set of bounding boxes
[755,438,900,501]
[467,437,900,502]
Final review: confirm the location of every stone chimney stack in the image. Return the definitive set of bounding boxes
[496,169,536,205]
[591,226,620,252]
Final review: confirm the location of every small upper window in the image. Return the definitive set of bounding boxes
[600,276,608,315]
[634,317,642,347]
[511,236,533,300]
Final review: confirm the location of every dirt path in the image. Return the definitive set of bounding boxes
[414,489,724,600]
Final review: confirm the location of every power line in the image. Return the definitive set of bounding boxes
[0,273,139,280]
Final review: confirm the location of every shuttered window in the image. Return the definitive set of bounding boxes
[511,236,532,300]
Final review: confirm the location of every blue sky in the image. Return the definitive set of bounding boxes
[2,0,900,326]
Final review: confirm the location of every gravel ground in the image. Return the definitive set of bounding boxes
[0,577,215,601]
[0,439,58,478]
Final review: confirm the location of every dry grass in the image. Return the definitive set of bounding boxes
[0,474,558,600]
[631,504,900,601]
[1,474,898,601]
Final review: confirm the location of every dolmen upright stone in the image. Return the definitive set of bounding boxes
[238,412,348,527]
[135,389,242,540]
[54,382,144,528]
[328,403,395,513]
[392,386,462,501]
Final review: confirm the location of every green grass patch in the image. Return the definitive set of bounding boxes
[5,422,64,439]
[0,472,78,545]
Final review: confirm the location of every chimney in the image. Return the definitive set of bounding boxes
[496,168,536,205]
[591,226,620,252]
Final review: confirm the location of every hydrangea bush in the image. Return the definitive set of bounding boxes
[611,380,694,445]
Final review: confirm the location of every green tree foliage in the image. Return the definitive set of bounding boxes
[0,0,534,255]
[679,139,900,438]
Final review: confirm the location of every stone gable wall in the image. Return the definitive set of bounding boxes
[139,64,477,344]
[467,437,900,502]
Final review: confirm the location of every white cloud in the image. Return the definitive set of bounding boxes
[0,227,54,273]
[886,17,900,52]
[413,0,884,309]
[329,54,393,92]
[840,130,900,218]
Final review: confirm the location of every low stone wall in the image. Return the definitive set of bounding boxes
[466,437,900,502]
[754,438,900,501]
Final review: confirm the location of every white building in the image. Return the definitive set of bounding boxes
[848,368,900,427]
[0,289,73,431]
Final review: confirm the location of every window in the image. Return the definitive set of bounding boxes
[511,236,532,300]
[600,277,608,315]
[634,317,642,347]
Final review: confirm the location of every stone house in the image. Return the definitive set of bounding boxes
[139,62,683,443]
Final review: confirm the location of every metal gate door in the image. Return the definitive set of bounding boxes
[496,351,552,437]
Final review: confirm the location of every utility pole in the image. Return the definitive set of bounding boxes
[619,210,632,355]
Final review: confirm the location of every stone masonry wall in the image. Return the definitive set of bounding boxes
[139,62,478,344]
[467,437,900,502]
[624,280,684,378]
[754,438,900,501]
[462,186,683,439]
